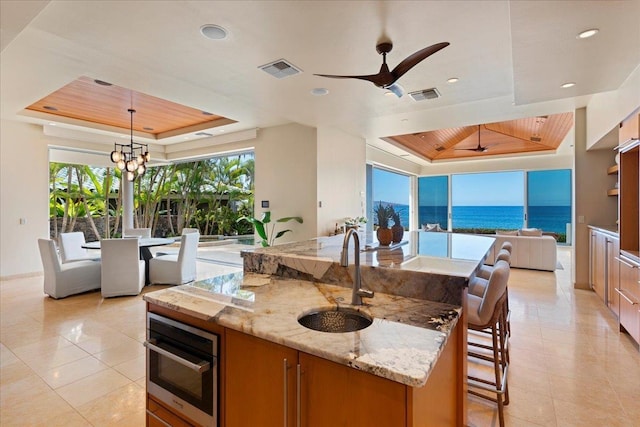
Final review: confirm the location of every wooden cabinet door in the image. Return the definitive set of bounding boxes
[618,258,640,344]
[225,329,298,427]
[607,237,620,315]
[298,352,406,427]
[148,396,195,427]
[591,231,607,303]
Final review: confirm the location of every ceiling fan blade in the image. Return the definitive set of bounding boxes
[391,42,449,81]
[314,73,388,86]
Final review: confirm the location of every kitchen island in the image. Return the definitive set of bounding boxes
[144,231,494,427]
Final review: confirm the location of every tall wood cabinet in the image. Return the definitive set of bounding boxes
[616,115,639,348]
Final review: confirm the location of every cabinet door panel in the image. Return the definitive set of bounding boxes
[618,259,640,344]
[299,352,406,427]
[225,329,297,427]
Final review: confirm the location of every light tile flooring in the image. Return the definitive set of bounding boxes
[1,246,638,426]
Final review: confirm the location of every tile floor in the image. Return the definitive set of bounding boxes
[1,246,638,426]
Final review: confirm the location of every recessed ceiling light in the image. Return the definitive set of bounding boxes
[310,88,329,96]
[384,91,396,97]
[447,77,459,83]
[561,82,576,88]
[43,105,58,111]
[577,28,599,39]
[200,24,228,40]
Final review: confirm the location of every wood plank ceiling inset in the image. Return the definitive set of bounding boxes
[383,112,573,161]
[25,76,233,136]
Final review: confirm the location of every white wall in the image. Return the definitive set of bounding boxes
[253,123,318,245]
[1,120,50,278]
[316,127,366,237]
[586,65,640,149]
[573,108,619,289]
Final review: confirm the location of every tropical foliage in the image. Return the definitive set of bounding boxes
[49,153,255,240]
[238,211,303,247]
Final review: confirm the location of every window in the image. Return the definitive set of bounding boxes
[451,171,524,232]
[368,166,410,230]
[527,169,572,242]
[418,176,448,230]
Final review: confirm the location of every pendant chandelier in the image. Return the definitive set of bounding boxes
[110,108,150,181]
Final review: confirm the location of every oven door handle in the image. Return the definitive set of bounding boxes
[144,339,211,374]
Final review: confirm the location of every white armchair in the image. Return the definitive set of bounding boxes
[123,228,151,238]
[149,232,199,285]
[100,239,145,298]
[59,232,100,263]
[38,239,101,299]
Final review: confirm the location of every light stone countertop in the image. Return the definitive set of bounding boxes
[144,271,460,388]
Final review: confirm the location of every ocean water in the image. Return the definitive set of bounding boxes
[378,202,571,234]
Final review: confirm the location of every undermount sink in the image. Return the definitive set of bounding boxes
[298,308,373,333]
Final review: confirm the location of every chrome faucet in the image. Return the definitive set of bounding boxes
[340,228,374,305]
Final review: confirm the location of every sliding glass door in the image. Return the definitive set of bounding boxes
[417,176,448,230]
[527,169,572,242]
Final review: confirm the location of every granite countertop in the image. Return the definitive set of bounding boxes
[144,271,460,388]
[243,231,495,279]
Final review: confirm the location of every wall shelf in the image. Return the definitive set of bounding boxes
[607,164,619,175]
[607,189,619,197]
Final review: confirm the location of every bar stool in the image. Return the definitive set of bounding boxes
[467,260,510,427]
[478,241,512,280]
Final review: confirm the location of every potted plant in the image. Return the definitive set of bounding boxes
[390,207,404,243]
[374,202,393,246]
[344,216,367,230]
[238,211,303,247]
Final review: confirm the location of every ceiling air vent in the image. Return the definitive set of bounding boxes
[409,88,441,101]
[259,59,302,79]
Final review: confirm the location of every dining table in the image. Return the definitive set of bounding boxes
[83,237,175,284]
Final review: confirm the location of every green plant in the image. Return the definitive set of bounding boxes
[374,202,392,229]
[238,211,303,247]
[391,208,401,227]
[344,216,367,226]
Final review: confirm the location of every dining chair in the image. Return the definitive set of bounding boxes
[59,232,101,263]
[38,238,101,299]
[181,228,199,234]
[100,238,145,297]
[149,232,199,285]
[123,228,151,238]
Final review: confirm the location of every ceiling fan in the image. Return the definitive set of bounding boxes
[314,40,449,97]
[456,125,489,153]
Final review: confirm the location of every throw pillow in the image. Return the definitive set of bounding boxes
[519,228,543,237]
[495,229,518,236]
[422,223,443,232]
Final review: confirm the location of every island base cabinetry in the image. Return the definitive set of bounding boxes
[225,325,462,427]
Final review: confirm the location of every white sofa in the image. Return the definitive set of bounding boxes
[484,233,557,271]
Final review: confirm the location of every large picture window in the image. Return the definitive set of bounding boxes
[368,166,411,230]
[451,171,525,232]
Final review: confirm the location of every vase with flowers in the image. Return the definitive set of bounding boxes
[374,202,393,246]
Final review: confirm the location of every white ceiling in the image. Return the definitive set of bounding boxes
[1,1,639,166]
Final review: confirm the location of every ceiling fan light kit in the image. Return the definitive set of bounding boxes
[314,40,449,98]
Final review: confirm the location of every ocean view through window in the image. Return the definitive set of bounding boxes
[371,167,410,229]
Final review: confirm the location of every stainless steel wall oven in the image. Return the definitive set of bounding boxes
[145,312,218,426]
